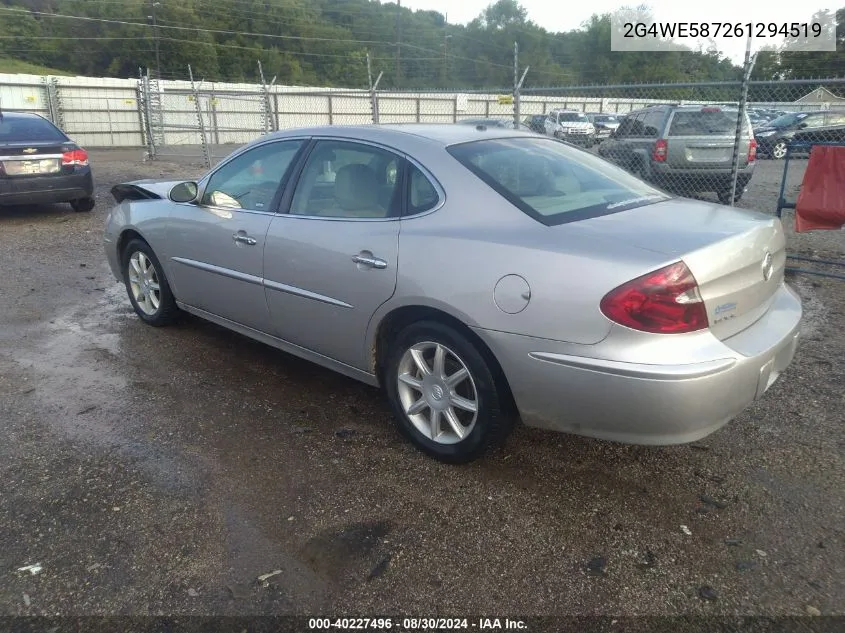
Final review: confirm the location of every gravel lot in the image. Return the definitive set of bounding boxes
[1,148,843,623]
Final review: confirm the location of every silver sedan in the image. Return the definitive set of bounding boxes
[103,124,802,463]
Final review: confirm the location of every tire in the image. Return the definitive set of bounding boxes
[632,161,649,182]
[121,238,179,326]
[771,139,788,160]
[383,320,515,464]
[718,187,744,205]
[71,197,96,212]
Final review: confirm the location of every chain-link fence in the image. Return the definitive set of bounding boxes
[132,65,845,220]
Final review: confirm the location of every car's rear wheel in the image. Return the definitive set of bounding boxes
[71,197,96,212]
[771,139,788,160]
[384,321,514,464]
[122,238,179,326]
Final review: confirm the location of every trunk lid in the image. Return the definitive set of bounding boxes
[0,141,75,178]
[576,198,786,340]
[665,108,752,170]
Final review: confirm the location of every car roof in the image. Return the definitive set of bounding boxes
[0,110,51,121]
[263,123,536,147]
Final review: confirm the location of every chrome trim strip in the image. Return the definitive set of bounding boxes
[0,154,64,160]
[528,352,737,380]
[263,278,353,309]
[170,257,263,286]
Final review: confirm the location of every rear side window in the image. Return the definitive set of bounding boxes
[668,110,748,136]
[0,116,67,143]
[407,164,439,215]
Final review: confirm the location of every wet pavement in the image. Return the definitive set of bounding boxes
[1,150,844,618]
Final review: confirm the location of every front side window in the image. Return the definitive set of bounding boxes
[289,141,402,218]
[202,140,303,211]
[447,137,670,226]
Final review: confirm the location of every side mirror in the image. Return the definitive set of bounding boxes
[169,181,198,203]
[798,122,808,129]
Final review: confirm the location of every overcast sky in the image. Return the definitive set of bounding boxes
[400,0,839,65]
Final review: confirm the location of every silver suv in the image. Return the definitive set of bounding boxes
[543,109,597,147]
[597,104,756,204]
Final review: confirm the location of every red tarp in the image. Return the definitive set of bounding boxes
[795,144,845,232]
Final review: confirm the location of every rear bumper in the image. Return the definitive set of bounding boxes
[651,164,755,191]
[0,169,94,206]
[474,282,802,445]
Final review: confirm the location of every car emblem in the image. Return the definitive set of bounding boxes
[22,148,37,154]
[431,384,444,401]
[761,251,774,281]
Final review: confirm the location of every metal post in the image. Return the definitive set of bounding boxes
[106,99,114,147]
[135,85,147,147]
[208,87,220,145]
[367,52,382,124]
[188,65,211,168]
[149,0,162,79]
[729,35,757,207]
[141,72,156,159]
[258,60,273,135]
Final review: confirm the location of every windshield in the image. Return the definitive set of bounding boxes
[447,137,670,226]
[767,112,807,128]
[668,109,750,136]
[558,113,588,123]
[0,116,67,143]
[593,115,618,123]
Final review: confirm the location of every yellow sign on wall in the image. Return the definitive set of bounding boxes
[497,95,514,105]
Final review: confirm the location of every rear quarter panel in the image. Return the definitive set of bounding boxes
[368,145,673,349]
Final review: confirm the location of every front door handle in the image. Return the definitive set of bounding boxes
[352,253,387,269]
[233,233,257,246]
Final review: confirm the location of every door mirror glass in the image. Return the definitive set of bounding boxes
[169,181,198,203]
[208,190,242,209]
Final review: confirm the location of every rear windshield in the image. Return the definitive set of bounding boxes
[667,109,749,136]
[0,116,67,143]
[447,137,670,226]
[558,112,588,122]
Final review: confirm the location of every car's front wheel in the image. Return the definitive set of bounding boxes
[121,238,179,326]
[384,321,515,464]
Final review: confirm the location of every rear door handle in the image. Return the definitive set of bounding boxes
[352,254,387,269]
[233,233,257,246]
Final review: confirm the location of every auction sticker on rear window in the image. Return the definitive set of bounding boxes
[610,6,836,54]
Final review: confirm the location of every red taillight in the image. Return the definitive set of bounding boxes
[600,261,708,334]
[62,148,89,166]
[748,138,757,162]
[652,139,668,162]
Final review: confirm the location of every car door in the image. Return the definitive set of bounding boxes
[165,138,306,333]
[263,139,403,370]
